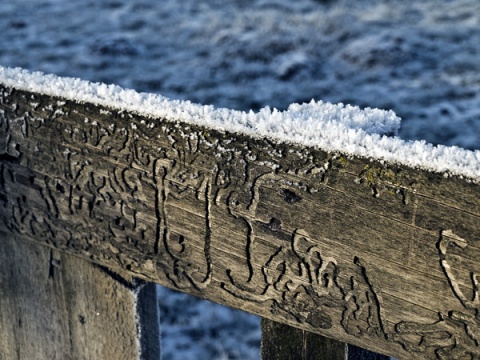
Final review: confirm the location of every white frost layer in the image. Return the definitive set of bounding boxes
[1,66,479,181]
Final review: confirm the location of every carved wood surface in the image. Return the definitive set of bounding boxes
[1,85,479,359]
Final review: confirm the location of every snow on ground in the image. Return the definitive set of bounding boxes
[2,0,480,149]
[1,0,479,359]
[157,286,261,360]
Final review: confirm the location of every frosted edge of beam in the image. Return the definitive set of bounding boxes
[0,66,479,182]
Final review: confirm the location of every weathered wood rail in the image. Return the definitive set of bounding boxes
[1,82,479,359]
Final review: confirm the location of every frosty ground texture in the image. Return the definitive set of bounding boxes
[1,0,480,149]
[1,0,479,359]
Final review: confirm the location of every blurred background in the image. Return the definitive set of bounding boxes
[2,0,478,358]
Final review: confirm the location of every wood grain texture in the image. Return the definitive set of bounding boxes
[261,318,347,360]
[1,85,479,359]
[261,318,389,360]
[0,232,160,360]
[136,283,161,360]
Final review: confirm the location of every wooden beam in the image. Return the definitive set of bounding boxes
[0,231,161,360]
[1,85,479,358]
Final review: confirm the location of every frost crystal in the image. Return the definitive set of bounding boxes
[1,66,479,180]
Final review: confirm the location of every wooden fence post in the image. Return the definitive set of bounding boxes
[0,233,160,360]
[261,318,346,359]
[261,319,389,360]
[1,78,480,358]
[347,344,390,360]
[136,283,161,360]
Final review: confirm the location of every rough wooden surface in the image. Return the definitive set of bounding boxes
[348,344,391,360]
[0,232,160,360]
[1,85,479,359]
[261,318,389,360]
[136,283,161,360]
[261,318,347,360]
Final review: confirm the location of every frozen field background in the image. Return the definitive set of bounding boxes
[1,0,479,359]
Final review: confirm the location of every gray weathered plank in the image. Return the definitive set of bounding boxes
[261,318,347,360]
[348,344,391,360]
[137,283,162,360]
[261,318,390,360]
[1,85,479,359]
[0,231,160,360]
